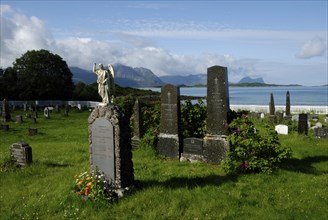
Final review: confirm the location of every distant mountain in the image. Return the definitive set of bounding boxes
[70,64,164,87]
[159,74,207,86]
[70,67,97,84]
[238,77,265,84]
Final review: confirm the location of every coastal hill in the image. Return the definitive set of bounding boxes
[70,64,299,87]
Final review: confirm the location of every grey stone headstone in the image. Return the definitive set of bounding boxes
[28,127,38,136]
[16,115,23,123]
[203,66,230,164]
[44,107,50,118]
[157,84,181,159]
[23,104,27,111]
[206,66,229,136]
[298,114,308,135]
[183,138,203,155]
[89,106,134,189]
[10,142,32,166]
[2,99,11,122]
[131,100,143,149]
[91,118,115,182]
[314,127,328,138]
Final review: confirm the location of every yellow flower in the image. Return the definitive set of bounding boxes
[87,182,92,187]
[78,180,83,185]
[86,176,91,181]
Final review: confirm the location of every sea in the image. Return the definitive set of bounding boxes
[141,86,328,106]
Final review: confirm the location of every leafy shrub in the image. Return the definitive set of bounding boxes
[113,95,135,119]
[139,103,160,148]
[181,99,206,138]
[222,115,292,174]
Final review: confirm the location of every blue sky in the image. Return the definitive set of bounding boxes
[1,1,327,85]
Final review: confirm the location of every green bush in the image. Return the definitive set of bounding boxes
[181,99,206,138]
[222,115,292,174]
[139,102,160,149]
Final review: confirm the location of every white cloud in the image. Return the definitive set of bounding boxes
[296,37,327,59]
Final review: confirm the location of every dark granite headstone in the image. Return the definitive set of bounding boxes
[203,66,230,164]
[2,99,11,122]
[183,138,203,155]
[89,106,134,190]
[206,66,229,136]
[298,114,308,135]
[10,142,32,166]
[28,127,38,136]
[285,91,291,116]
[131,100,144,149]
[157,84,181,159]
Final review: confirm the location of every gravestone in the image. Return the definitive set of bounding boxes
[131,100,144,149]
[157,84,181,159]
[298,113,308,135]
[260,113,265,119]
[1,124,9,131]
[28,127,38,136]
[2,99,11,122]
[203,66,230,164]
[10,142,32,166]
[16,115,23,123]
[314,128,328,138]
[55,105,59,113]
[88,106,134,190]
[77,104,82,110]
[181,138,205,162]
[64,105,69,116]
[275,124,288,135]
[44,107,50,118]
[285,91,291,117]
[23,104,27,111]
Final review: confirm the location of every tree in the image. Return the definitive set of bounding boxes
[0,67,18,100]
[12,49,74,100]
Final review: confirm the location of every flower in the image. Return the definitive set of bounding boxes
[86,177,91,181]
[84,187,91,195]
[87,182,92,187]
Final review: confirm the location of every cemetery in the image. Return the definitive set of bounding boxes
[1,66,328,219]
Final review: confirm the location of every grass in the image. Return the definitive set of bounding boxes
[1,109,327,219]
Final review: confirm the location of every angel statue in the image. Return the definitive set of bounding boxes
[92,63,115,105]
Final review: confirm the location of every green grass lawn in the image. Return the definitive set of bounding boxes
[1,110,327,219]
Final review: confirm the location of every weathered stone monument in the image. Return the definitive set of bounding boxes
[298,113,308,135]
[275,124,288,135]
[131,99,144,149]
[88,106,134,191]
[2,99,11,122]
[28,127,38,136]
[44,107,50,118]
[16,115,23,123]
[285,91,291,119]
[203,66,230,164]
[181,138,205,162]
[10,142,32,166]
[314,127,328,138]
[157,84,181,158]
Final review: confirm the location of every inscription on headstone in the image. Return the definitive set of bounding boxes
[183,138,203,155]
[91,118,115,182]
[10,142,32,166]
[298,114,308,135]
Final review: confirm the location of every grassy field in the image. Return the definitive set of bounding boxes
[0,109,327,219]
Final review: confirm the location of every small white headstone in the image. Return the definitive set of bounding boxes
[77,104,81,110]
[260,113,265,119]
[275,124,288,135]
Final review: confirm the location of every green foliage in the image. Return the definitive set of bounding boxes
[181,99,206,138]
[222,115,292,174]
[113,95,135,119]
[12,49,74,100]
[139,102,160,148]
[72,82,100,101]
[0,67,18,100]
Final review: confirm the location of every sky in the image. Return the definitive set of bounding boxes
[0,1,327,86]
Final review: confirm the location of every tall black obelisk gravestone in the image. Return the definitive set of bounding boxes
[157,84,181,158]
[203,66,230,164]
[88,106,134,190]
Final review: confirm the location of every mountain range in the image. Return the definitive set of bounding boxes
[69,64,265,87]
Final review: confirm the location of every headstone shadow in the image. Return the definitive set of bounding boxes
[280,156,328,175]
[140,174,238,190]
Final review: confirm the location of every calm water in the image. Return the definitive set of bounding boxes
[141,86,328,106]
